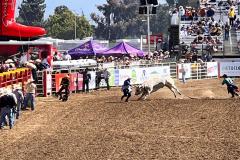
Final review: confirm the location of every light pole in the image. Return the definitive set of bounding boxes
[147,6,151,56]
[73,9,83,40]
[141,19,147,51]
[75,14,77,40]
[139,0,158,57]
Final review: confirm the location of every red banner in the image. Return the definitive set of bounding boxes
[77,73,83,91]
[55,73,83,92]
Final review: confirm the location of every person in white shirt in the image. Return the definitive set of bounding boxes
[63,52,72,61]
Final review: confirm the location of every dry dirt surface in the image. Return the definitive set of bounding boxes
[1,79,240,160]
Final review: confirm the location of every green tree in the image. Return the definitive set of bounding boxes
[44,5,93,40]
[166,0,175,7]
[91,0,170,40]
[17,0,46,26]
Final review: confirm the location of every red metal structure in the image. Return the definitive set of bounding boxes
[146,33,163,44]
[0,0,46,41]
[0,68,32,92]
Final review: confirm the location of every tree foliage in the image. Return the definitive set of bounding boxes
[91,0,171,40]
[44,6,93,40]
[17,0,46,26]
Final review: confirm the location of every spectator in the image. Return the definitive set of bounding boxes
[103,68,111,90]
[62,52,72,61]
[53,52,62,61]
[19,52,28,66]
[35,59,47,71]
[0,89,17,129]
[206,7,215,17]
[13,86,24,119]
[83,68,91,93]
[228,6,235,26]
[23,79,37,111]
[224,22,230,40]
[24,61,38,83]
[181,63,186,84]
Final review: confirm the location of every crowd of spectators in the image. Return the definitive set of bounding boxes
[52,49,173,67]
[177,0,235,61]
[0,79,37,130]
[95,50,172,66]
[180,17,223,37]
[178,5,217,21]
[0,50,50,74]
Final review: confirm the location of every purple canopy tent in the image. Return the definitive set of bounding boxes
[68,40,108,59]
[101,42,145,57]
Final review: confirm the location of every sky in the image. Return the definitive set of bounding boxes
[16,0,106,23]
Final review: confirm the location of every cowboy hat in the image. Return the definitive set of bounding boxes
[5,59,14,63]
[35,59,41,63]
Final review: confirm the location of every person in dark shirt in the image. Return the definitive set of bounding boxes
[57,74,70,100]
[222,74,239,97]
[83,68,91,93]
[0,90,17,129]
[121,78,132,102]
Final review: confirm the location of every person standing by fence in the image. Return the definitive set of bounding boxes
[228,6,235,26]
[181,63,186,84]
[103,68,111,90]
[13,86,24,119]
[224,22,230,40]
[23,79,37,111]
[83,68,91,93]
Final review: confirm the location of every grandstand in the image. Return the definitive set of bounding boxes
[178,0,240,58]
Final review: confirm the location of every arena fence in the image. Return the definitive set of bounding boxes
[0,68,32,92]
[36,62,221,97]
[2,61,239,97]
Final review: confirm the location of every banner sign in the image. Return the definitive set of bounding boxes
[118,69,132,86]
[89,71,96,89]
[55,74,67,92]
[77,74,83,91]
[112,66,171,86]
[220,62,240,77]
[178,63,191,79]
[207,62,218,76]
[55,73,79,92]
[46,72,52,94]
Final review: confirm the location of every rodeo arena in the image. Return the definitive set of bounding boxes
[1,0,240,159]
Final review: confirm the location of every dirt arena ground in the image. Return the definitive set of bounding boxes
[1,79,240,160]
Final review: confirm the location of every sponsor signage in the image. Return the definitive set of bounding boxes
[207,62,218,77]
[220,62,240,77]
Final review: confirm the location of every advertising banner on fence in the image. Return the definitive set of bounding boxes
[178,63,191,79]
[118,69,132,86]
[46,72,52,94]
[207,62,218,77]
[109,68,116,87]
[146,66,171,78]
[55,73,67,92]
[70,73,78,91]
[89,71,96,89]
[55,73,78,92]
[220,62,240,77]
[77,74,83,91]
[113,66,171,86]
